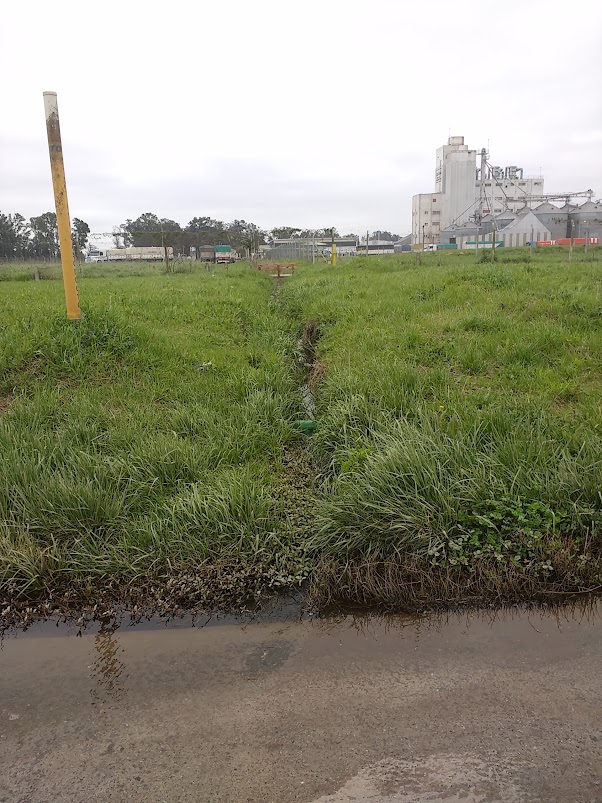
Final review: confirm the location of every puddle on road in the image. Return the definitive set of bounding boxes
[89,627,128,706]
[2,599,601,714]
[2,599,602,803]
[1,589,309,639]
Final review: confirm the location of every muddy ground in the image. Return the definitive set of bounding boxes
[1,606,601,802]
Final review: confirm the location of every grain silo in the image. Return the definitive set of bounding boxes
[573,201,602,240]
[531,202,569,239]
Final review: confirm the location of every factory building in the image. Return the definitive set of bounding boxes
[411,136,545,245]
[435,136,478,238]
[438,199,602,247]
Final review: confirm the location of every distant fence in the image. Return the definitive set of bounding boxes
[263,241,360,261]
[264,243,320,261]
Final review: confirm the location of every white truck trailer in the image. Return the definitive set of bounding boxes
[86,246,173,263]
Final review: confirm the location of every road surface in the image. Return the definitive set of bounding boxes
[1,606,601,802]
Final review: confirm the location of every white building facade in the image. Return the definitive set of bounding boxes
[412,136,544,245]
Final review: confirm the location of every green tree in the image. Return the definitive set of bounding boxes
[0,213,36,259]
[29,212,59,259]
[269,227,302,241]
[120,214,184,253]
[124,213,162,246]
[71,217,90,261]
[11,214,31,258]
[112,224,132,248]
[0,213,18,259]
[369,230,403,242]
[298,228,339,239]
[225,220,266,256]
[185,217,225,255]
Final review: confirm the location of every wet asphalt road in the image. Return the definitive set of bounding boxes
[1,606,601,802]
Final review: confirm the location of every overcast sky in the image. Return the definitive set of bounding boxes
[1,0,601,238]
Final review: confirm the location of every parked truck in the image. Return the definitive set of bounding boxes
[215,244,235,264]
[86,246,173,263]
[191,244,236,263]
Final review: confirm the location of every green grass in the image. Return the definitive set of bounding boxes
[2,249,602,612]
[0,258,201,282]
[279,249,602,604]
[0,263,308,601]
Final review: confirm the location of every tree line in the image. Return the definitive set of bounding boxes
[114,214,268,256]
[0,212,90,261]
[114,216,357,254]
[271,228,404,243]
[0,209,405,261]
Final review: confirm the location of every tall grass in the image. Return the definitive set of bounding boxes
[3,250,602,610]
[0,266,306,599]
[280,252,602,597]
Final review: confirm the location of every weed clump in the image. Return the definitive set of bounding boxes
[40,308,139,375]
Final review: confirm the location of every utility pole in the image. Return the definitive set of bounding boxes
[569,219,575,262]
[366,230,369,257]
[43,92,81,320]
[478,148,487,225]
[160,220,170,273]
[476,147,488,258]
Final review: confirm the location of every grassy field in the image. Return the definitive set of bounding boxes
[280,248,602,606]
[2,250,602,613]
[0,263,309,609]
[0,258,198,282]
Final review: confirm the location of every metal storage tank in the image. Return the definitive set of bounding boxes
[492,211,516,228]
[573,201,602,240]
[531,202,569,239]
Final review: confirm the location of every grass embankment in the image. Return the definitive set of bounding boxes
[2,250,602,614]
[279,249,602,607]
[0,264,310,611]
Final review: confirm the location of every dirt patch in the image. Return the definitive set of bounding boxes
[0,393,13,414]
[299,319,321,365]
[256,261,296,275]
[309,358,327,391]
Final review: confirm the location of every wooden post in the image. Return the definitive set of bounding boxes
[43,92,81,319]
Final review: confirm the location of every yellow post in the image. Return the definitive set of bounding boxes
[43,91,81,320]
[330,229,337,266]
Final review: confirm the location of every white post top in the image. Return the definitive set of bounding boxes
[43,92,59,120]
